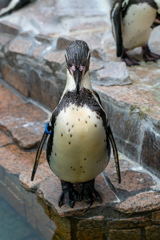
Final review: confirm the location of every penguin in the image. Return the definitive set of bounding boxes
[0,0,35,17]
[31,40,121,208]
[111,0,160,66]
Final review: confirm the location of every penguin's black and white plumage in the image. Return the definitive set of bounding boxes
[31,40,121,208]
[111,0,160,66]
[0,0,35,17]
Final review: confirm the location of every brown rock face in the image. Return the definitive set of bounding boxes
[2,64,29,97]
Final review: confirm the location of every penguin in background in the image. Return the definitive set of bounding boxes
[0,0,35,17]
[31,40,121,208]
[111,0,160,66]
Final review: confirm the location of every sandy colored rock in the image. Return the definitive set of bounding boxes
[108,229,141,240]
[90,58,104,72]
[0,34,13,48]
[32,44,48,59]
[10,125,45,149]
[20,162,52,192]
[8,37,32,55]
[96,62,131,86]
[77,216,104,240]
[0,83,23,107]
[2,64,28,97]
[145,225,160,240]
[0,20,20,35]
[107,170,155,193]
[56,36,75,50]
[43,51,65,67]
[0,144,45,175]
[37,173,118,218]
[0,130,12,147]
[30,69,60,111]
[141,129,160,178]
[108,217,151,229]
[0,83,48,149]
[116,191,160,214]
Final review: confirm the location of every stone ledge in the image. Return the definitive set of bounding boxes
[0,20,20,35]
[96,62,131,86]
[36,173,118,218]
[43,50,66,70]
[1,64,29,97]
[0,83,48,149]
[8,37,33,56]
[116,191,160,214]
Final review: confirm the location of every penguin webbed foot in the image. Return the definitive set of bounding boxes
[121,50,140,67]
[59,181,80,208]
[142,45,160,62]
[80,179,102,208]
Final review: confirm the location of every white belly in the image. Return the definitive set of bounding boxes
[48,104,109,183]
[123,3,156,49]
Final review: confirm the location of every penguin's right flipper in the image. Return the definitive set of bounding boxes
[31,130,48,181]
[111,0,123,57]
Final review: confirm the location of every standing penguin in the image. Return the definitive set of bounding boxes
[31,40,121,208]
[111,0,160,66]
[0,0,35,17]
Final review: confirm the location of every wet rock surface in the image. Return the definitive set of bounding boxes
[0,0,160,239]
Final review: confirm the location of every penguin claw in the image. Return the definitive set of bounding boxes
[121,50,140,67]
[143,52,160,62]
[142,45,160,62]
[80,179,102,208]
[59,181,80,208]
[121,56,140,67]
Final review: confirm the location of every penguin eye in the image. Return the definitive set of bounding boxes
[67,60,73,68]
[68,63,76,72]
[81,59,87,66]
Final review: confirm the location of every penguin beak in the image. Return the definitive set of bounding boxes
[74,70,83,94]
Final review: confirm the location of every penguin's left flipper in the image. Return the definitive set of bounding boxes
[111,0,123,57]
[31,129,49,181]
[107,125,121,184]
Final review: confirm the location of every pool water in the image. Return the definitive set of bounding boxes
[0,196,45,240]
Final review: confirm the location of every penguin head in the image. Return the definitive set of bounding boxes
[65,40,90,94]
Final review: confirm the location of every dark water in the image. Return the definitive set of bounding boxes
[0,196,45,240]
